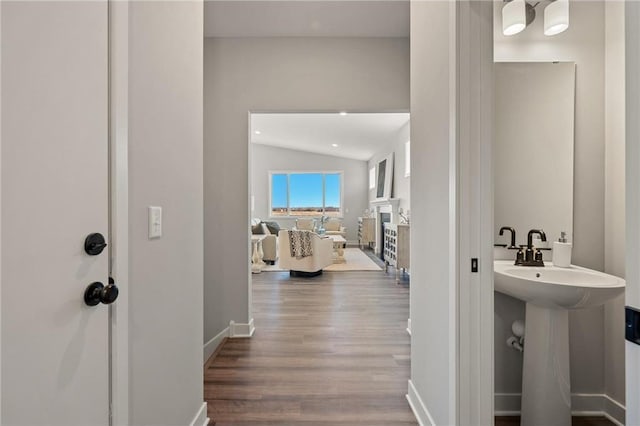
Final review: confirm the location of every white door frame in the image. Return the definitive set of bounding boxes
[0,0,4,421]
[109,0,130,424]
[407,2,493,423]
[626,3,640,425]
[456,1,494,424]
[246,108,410,329]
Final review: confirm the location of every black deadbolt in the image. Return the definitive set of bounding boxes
[84,280,119,306]
[84,233,107,256]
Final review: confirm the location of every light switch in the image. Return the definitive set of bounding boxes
[148,206,162,239]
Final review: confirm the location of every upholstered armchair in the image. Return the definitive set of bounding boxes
[278,230,333,277]
[323,218,346,237]
[293,218,316,232]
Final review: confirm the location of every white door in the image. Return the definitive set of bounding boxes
[1,1,111,425]
[627,4,640,425]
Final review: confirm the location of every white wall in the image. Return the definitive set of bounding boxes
[128,2,205,424]
[409,3,494,423]
[368,121,411,212]
[494,0,626,412]
[251,144,368,242]
[204,37,409,349]
[409,2,456,423]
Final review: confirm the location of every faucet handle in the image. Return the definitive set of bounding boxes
[535,250,544,262]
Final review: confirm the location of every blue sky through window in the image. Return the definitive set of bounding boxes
[325,173,341,209]
[290,173,323,208]
[271,172,341,215]
[271,174,288,208]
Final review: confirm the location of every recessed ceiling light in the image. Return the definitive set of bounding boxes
[254,130,261,135]
[339,111,348,116]
[332,143,339,147]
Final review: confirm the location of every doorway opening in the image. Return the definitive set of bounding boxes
[203,111,414,424]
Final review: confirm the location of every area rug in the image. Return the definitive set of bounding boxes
[261,248,383,272]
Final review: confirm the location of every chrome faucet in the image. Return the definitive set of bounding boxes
[515,229,547,267]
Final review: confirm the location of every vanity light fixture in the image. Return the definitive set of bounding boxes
[544,0,569,36]
[502,0,534,36]
[502,0,568,37]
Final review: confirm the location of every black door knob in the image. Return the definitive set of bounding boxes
[84,279,119,306]
[84,233,107,256]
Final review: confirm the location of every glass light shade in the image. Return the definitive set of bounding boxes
[502,0,527,36]
[544,0,569,36]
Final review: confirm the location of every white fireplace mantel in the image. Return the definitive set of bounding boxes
[369,198,401,220]
[369,198,402,256]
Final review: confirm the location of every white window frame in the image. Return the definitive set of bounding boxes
[268,170,344,218]
[369,167,376,189]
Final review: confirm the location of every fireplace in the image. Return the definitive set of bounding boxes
[378,213,391,260]
[369,198,400,258]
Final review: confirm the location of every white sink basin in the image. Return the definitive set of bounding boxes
[494,260,625,309]
[494,260,625,425]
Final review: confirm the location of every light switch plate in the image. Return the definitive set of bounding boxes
[148,206,162,239]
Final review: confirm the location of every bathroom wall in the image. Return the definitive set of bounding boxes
[494,0,627,411]
[368,121,411,212]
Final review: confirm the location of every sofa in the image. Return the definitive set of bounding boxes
[323,218,346,237]
[250,218,280,264]
[278,230,333,277]
[294,218,346,238]
[293,218,316,232]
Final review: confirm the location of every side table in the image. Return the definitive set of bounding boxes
[251,235,267,273]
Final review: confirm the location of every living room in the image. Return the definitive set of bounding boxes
[248,112,411,276]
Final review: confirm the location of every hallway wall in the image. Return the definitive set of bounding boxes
[203,37,409,354]
[128,2,205,424]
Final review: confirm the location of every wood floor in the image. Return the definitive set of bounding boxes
[204,269,416,425]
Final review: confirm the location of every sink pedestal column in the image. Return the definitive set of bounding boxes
[521,303,571,426]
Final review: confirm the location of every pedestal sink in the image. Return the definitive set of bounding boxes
[494,260,625,426]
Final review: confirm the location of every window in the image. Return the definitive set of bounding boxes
[369,167,376,189]
[270,172,343,217]
[405,141,411,177]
